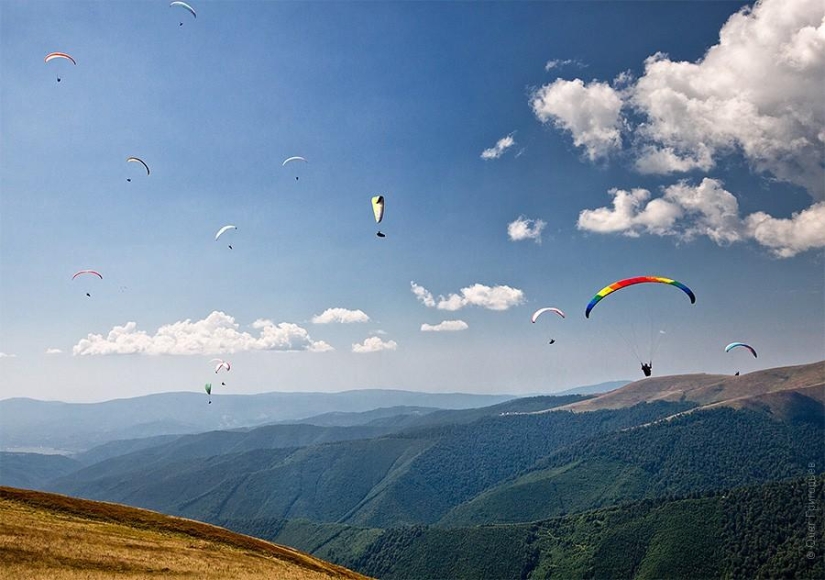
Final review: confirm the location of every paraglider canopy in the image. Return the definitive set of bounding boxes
[531,307,565,323]
[725,342,757,358]
[170,1,196,24]
[215,225,237,241]
[72,270,103,280]
[45,52,76,65]
[585,276,695,319]
[371,195,385,224]
[127,157,150,175]
[211,358,231,373]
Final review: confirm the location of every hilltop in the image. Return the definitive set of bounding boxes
[555,360,825,416]
[0,486,369,580]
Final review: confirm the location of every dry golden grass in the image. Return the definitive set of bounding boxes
[558,360,825,413]
[0,487,372,580]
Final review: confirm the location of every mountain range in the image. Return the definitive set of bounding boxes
[1,361,822,579]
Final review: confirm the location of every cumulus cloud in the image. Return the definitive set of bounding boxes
[578,178,825,257]
[533,0,825,199]
[45,348,62,355]
[744,202,825,257]
[73,311,333,355]
[530,78,624,161]
[481,133,516,160]
[352,336,398,353]
[311,308,370,324]
[507,216,547,243]
[629,0,825,196]
[411,281,525,311]
[420,320,469,332]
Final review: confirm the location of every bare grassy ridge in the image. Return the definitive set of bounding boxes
[0,487,371,579]
[557,360,825,413]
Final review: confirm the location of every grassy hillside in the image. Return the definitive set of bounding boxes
[0,486,369,579]
[558,360,825,413]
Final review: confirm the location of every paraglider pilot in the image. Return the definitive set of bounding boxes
[641,362,652,377]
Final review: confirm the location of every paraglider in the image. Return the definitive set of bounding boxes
[211,358,230,373]
[585,276,695,319]
[585,276,695,375]
[170,1,196,25]
[725,342,757,358]
[282,156,307,180]
[204,383,212,404]
[531,307,565,344]
[372,195,385,238]
[72,270,102,297]
[126,157,150,182]
[215,225,237,249]
[45,52,75,82]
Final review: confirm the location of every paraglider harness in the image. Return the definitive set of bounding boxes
[641,362,652,377]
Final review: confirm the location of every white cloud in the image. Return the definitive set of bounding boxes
[507,216,547,243]
[411,281,525,311]
[577,186,683,237]
[0,352,16,358]
[534,0,825,199]
[311,308,370,324]
[744,201,825,257]
[539,0,825,257]
[481,133,516,160]
[352,336,398,353]
[72,311,333,356]
[545,58,586,71]
[421,320,469,332]
[629,0,825,196]
[578,178,825,257]
[530,78,624,161]
[410,282,436,308]
[45,348,62,355]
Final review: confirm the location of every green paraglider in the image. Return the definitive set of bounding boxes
[204,383,212,404]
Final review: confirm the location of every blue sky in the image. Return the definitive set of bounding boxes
[1,0,823,402]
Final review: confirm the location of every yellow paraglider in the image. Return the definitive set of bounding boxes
[372,195,385,238]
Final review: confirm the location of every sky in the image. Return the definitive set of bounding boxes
[1,0,823,402]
